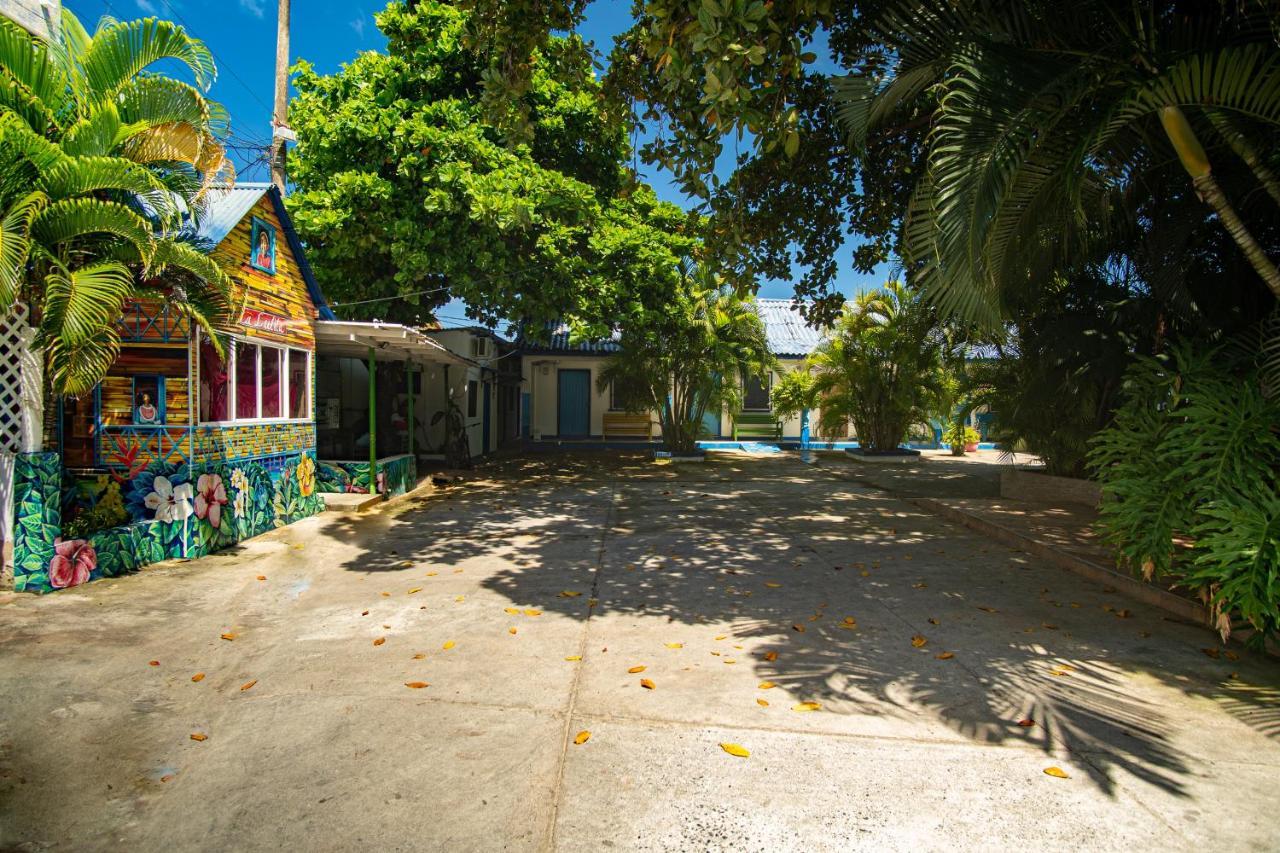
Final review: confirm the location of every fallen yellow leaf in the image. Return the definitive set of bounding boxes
[559,590,582,598]
[381,592,390,597]
[404,681,429,689]
[911,635,928,648]
[640,678,656,690]
[935,652,954,660]
[665,642,683,649]
[758,681,777,690]
[443,641,455,650]
[190,733,208,742]
[508,627,517,635]
[373,637,386,646]
[240,679,257,691]
[256,575,267,581]
[764,582,782,588]
[764,651,778,662]
[455,596,465,602]
[564,655,582,661]
[412,653,426,660]
[524,609,541,616]
[628,665,646,673]
[191,673,205,682]
[1043,766,1070,779]
[504,607,520,615]
[427,572,438,576]
[724,659,736,664]
[756,698,769,707]
[792,701,821,712]
[714,635,727,641]
[574,730,591,745]
[220,633,236,641]
[719,742,750,758]
[407,587,422,595]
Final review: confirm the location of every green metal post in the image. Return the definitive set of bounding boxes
[406,362,415,459]
[368,346,378,495]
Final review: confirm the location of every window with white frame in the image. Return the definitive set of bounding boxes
[199,333,312,424]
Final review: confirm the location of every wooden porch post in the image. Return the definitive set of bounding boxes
[368,346,378,494]
[406,362,415,459]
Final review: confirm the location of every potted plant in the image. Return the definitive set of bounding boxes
[943,422,981,454]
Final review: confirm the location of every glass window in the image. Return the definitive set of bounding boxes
[261,346,282,418]
[288,349,309,419]
[200,337,231,422]
[609,382,623,411]
[236,342,259,419]
[467,380,478,417]
[743,373,771,411]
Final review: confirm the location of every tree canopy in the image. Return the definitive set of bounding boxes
[286,1,695,335]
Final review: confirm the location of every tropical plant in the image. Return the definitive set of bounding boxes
[0,9,233,394]
[835,0,1280,326]
[941,423,979,452]
[774,281,942,453]
[1089,344,1280,646]
[599,268,773,455]
[430,397,473,469]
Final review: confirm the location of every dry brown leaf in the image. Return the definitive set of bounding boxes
[149,660,160,667]
[928,618,939,625]
[190,733,208,742]
[1043,766,1070,779]
[977,606,998,613]
[719,742,750,758]
[508,627,517,635]
[1115,609,1132,619]
[764,651,778,662]
[574,730,591,745]
[443,641,456,650]
[628,665,646,673]
[792,624,806,633]
[911,635,927,648]
[191,672,205,682]
[912,582,927,589]
[1202,647,1220,659]
[361,610,369,616]
[256,575,267,581]
[380,592,390,597]
[404,681,429,689]
[935,652,955,660]
[373,637,386,646]
[240,679,257,691]
[1225,650,1240,661]
[792,701,821,712]
[640,678,656,690]
[559,590,583,598]
[412,653,426,660]
[1017,718,1035,727]
[220,633,236,641]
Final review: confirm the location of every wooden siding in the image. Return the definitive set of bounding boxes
[216,196,318,350]
[99,346,190,427]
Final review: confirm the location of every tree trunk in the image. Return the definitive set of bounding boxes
[1160,106,1280,300]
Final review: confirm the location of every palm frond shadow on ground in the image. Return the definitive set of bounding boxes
[329,452,1279,800]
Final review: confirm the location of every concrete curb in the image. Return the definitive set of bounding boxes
[905,496,1211,627]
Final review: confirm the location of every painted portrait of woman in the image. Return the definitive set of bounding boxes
[249,217,276,274]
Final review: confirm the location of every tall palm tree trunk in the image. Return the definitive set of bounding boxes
[1161,107,1280,300]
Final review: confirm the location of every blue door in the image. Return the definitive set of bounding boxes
[557,370,591,437]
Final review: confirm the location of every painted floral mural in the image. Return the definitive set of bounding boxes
[194,473,229,529]
[144,476,195,524]
[48,538,97,589]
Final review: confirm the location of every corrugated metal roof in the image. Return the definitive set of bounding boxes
[519,299,829,357]
[192,183,271,246]
[755,298,826,357]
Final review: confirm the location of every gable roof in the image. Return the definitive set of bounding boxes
[519,298,828,358]
[192,183,336,321]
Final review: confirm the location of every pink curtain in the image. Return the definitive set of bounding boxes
[262,348,281,418]
[200,339,229,422]
[236,343,258,419]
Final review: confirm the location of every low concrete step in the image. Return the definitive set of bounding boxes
[321,492,383,513]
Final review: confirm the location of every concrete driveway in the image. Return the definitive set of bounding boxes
[2,452,1278,851]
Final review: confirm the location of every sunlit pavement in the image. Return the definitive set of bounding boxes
[2,452,1277,851]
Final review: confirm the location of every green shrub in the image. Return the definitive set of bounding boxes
[63,501,130,541]
[942,423,980,448]
[1089,345,1280,645]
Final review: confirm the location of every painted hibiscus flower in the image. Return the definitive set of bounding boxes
[143,476,195,523]
[297,455,316,497]
[194,473,229,529]
[49,538,96,589]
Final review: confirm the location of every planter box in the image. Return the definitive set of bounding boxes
[1000,467,1101,508]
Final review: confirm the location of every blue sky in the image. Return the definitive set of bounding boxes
[68,0,886,324]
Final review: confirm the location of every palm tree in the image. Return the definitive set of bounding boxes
[834,0,1280,324]
[775,281,943,453]
[0,9,233,394]
[598,266,774,455]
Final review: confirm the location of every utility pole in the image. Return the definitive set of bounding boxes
[269,0,292,194]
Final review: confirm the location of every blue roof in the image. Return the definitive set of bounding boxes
[756,298,826,357]
[520,298,828,357]
[192,183,271,246]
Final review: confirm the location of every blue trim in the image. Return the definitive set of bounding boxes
[265,185,336,321]
[131,374,167,425]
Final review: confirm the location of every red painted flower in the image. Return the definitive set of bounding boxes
[194,473,229,529]
[49,538,96,589]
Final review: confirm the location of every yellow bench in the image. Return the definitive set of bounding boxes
[603,412,654,440]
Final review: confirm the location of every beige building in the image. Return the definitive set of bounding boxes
[0,0,59,41]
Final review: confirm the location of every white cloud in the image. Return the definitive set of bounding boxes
[349,12,366,40]
[136,0,158,12]
[239,0,265,18]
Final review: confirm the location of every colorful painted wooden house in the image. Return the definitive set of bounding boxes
[9,183,338,593]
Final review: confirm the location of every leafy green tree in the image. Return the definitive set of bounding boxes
[0,10,233,394]
[287,1,681,330]
[598,267,773,455]
[773,281,942,452]
[835,0,1280,323]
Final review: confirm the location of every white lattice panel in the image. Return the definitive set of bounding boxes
[0,303,41,454]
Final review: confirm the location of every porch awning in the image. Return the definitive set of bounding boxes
[315,320,476,368]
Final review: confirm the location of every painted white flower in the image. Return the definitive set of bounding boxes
[143,476,195,523]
